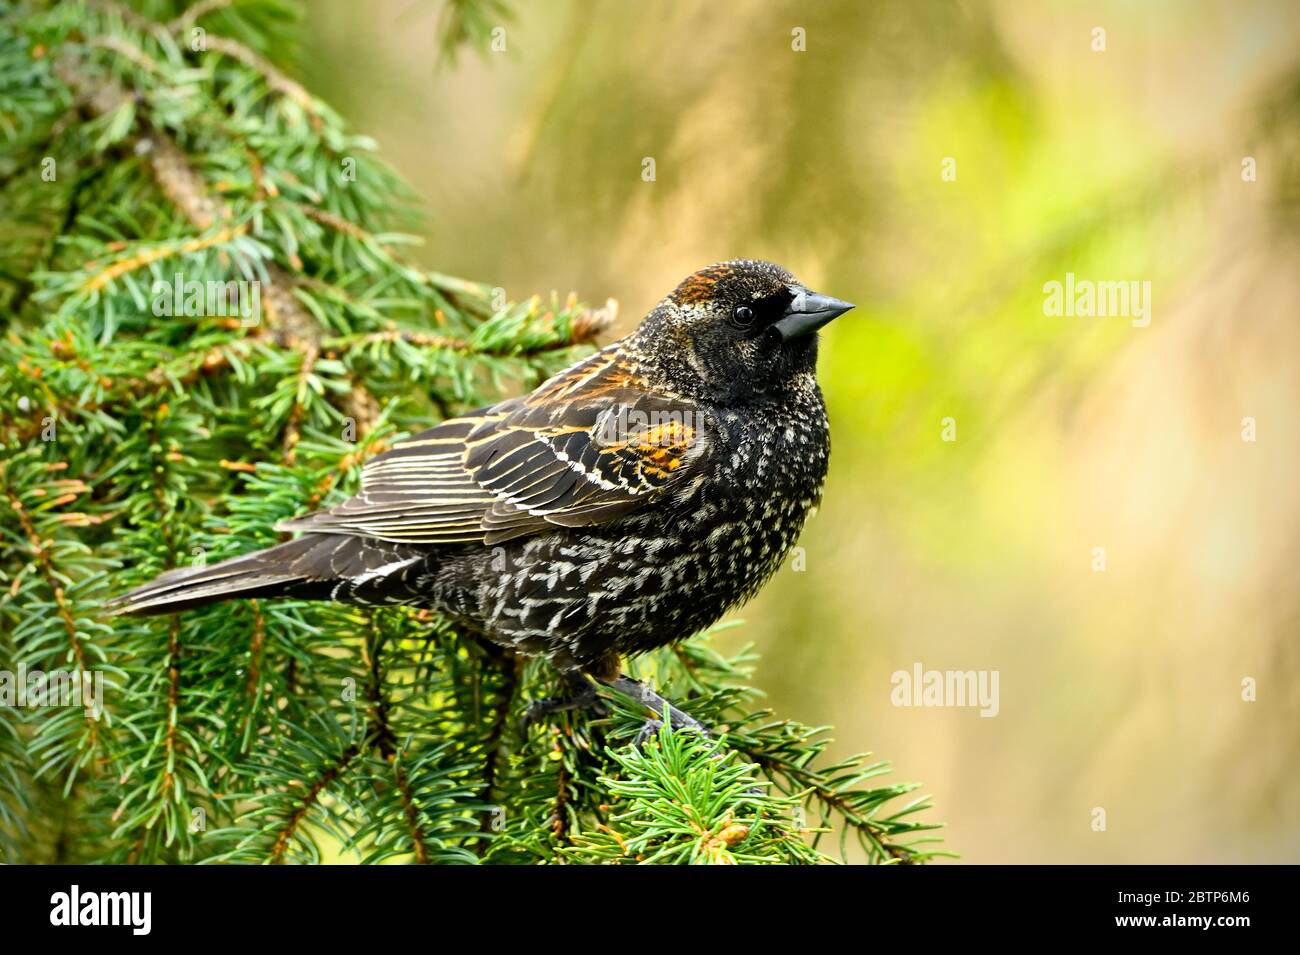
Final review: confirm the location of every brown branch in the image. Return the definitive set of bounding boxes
[299,203,370,240]
[140,132,230,229]
[551,762,571,842]
[55,49,322,352]
[88,34,159,73]
[268,742,362,864]
[303,443,377,510]
[140,339,248,394]
[340,376,381,441]
[63,28,605,369]
[362,621,429,864]
[3,337,250,446]
[743,748,919,864]
[281,343,318,465]
[295,207,618,345]
[93,0,317,121]
[200,36,321,127]
[384,760,429,865]
[226,597,268,748]
[325,328,474,353]
[144,411,186,822]
[246,598,265,698]
[321,302,615,356]
[159,615,182,797]
[169,0,233,34]
[81,225,247,293]
[475,652,521,855]
[86,0,171,43]
[0,482,101,751]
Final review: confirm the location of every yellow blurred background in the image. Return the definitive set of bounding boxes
[302,0,1300,862]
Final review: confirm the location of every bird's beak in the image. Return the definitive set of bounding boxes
[770,286,855,341]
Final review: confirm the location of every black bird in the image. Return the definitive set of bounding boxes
[110,260,854,738]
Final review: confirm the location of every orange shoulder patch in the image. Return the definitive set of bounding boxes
[670,264,736,305]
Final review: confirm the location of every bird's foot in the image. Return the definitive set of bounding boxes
[520,675,604,737]
[599,674,709,746]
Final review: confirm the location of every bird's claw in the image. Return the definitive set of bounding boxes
[525,672,709,745]
[519,681,604,738]
[519,699,556,738]
[634,718,664,746]
[631,701,709,747]
[594,674,712,746]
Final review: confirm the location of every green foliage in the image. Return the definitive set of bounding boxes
[435,0,514,64]
[0,0,944,864]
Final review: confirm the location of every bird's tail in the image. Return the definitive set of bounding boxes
[106,534,380,616]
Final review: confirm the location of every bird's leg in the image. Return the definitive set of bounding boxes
[520,671,604,737]
[596,673,710,745]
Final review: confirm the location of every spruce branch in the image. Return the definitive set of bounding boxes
[0,0,944,865]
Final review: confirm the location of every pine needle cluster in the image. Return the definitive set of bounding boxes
[0,0,943,864]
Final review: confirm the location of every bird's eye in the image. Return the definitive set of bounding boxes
[731,305,755,328]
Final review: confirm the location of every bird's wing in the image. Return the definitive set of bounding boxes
[277,346,710,545]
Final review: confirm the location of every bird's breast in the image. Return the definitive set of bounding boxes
[435,391,831,666]
[675,398,830,594]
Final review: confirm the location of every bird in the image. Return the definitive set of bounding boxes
[109,259,854,740]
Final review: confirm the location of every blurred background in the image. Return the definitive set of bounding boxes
[302,0,1300,862]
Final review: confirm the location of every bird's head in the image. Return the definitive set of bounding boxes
[634,259,854,401]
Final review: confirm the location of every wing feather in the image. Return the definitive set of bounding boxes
[275,346,709,545]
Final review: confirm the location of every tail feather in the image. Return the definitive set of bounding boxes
[106,536,331,616]
[109,533,436,616]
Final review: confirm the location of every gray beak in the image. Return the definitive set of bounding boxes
[770,286,855,341]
